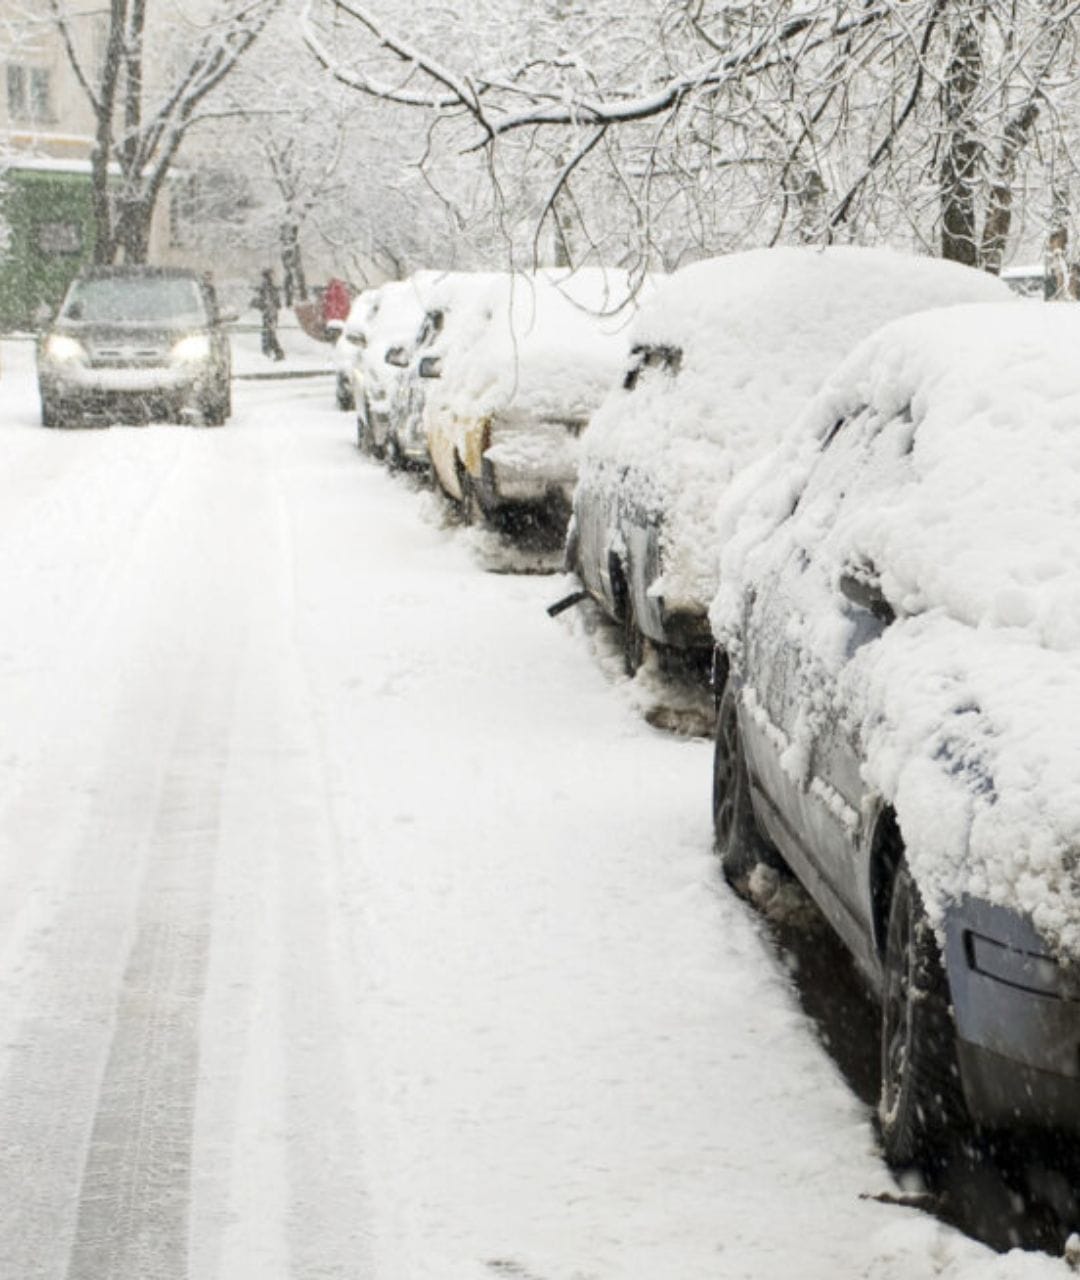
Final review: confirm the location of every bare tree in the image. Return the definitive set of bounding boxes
[300,0,1080,273]
[43,0,283,262]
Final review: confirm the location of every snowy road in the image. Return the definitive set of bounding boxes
[0,339,1063,1278]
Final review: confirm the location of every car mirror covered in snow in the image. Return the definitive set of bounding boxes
[418,355,442,379]
[385,345,409,368]
[838,562,895,625]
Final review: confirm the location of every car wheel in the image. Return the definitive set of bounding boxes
[712,683,770,888]
[879,859,964,1170]
[387,436,403,472]
[356,413,370,453]
[41,395,58,428]
[336,372,354,412]
[622,588,645,677]
[459,468,478,525]
[202,383,229,426]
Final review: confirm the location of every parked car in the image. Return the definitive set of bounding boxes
[567,247,1012,675]
[383,304,447,472]
[710,301,1080,1169]
[37,265,233,427]
[425,269,635,531]
[350,277,434,456]
[332,290,381,411]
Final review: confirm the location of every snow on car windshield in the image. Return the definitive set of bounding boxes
[63,276,207,327]
[712,302,1080,956]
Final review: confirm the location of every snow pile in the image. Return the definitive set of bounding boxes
[712,302,1080,953]
[579,246,1012,616]
[433,268,639,423]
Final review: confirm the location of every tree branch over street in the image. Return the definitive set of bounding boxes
[299,0,1080,272]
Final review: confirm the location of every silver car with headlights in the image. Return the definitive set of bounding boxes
[38,265,232,427]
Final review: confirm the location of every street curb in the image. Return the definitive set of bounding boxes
[233,368,332,382]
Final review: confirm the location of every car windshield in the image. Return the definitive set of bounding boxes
[62,276,207,327]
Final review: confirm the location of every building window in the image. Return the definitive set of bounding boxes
[36,221,83,256]
[7,64,52,123]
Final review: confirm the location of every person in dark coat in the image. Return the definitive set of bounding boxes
[253,269,285,361]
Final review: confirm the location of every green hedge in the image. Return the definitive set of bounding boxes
[0,168,95,331]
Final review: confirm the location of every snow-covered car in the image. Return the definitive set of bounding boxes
[425,269,635,530]
[37,265,233,427]
[568,247,1012,674]
[332,289,381,411]
[709,301,1080,1169]
[352,277,434,456]
[383,304,446,471]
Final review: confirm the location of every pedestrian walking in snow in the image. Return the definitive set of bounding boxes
[253,269,285,361]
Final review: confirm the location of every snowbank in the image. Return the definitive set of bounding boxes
[712,302,1080,953]
[579,246,1012,616]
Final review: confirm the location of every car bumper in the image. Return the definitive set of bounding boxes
[945,899,1080,1132]
[40,366,213,422]
[480,455,574,510]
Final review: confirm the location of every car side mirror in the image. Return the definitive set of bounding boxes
[839,563,895,626]
[345,330,366,348]
[219,307,240,325]
[419,355,442,379]
[385,345,409,368]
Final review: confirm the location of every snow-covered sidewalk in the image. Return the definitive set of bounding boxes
[0,340,1064,1278]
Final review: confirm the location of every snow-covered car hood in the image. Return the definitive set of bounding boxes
[714,302,1080,955]
[580,246,1012,614]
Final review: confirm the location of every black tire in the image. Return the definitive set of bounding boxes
[622,587,645,677]
[41,395,58,428]
[712,683,769,888]
[387,435,403,472]
[202,382,229,426]
[879,859,965,1170]
[458,466,477,525]
[336,373,355,412]
[356,413,370,453]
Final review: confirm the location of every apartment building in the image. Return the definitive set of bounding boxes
[0,6,172,327]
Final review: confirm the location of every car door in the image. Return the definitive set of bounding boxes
[741,405,910,956]
[795,408,915,917]
[612,345,681,638]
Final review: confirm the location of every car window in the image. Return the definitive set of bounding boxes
[623,343,682,391]
[791,404,916,551]
[63,277,208,326]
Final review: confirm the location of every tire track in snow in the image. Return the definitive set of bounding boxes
[0,432,254,1278]
[63,649,238,1280]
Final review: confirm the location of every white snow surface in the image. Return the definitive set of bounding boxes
[433,268,640,422]
[0,336,1065,1277]
[579,246,1012,615]
[711,303,1080,954]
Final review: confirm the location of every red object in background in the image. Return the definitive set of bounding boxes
[322,278,351,326]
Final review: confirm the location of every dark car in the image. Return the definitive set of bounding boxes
[37,265,232,427]
[710,302,1080,1169]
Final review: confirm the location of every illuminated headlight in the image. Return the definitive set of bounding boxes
[968,931,1069,998]
[171,334,212,364]
[45,334,87,363]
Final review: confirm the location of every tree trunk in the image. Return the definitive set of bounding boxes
[280,224,307,303]
[939,5,983,266]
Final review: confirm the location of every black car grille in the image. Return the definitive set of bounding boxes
[88,344,168,368]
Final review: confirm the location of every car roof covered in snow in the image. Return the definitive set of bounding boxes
[579,245,1013,615]
[434,268,642,421]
